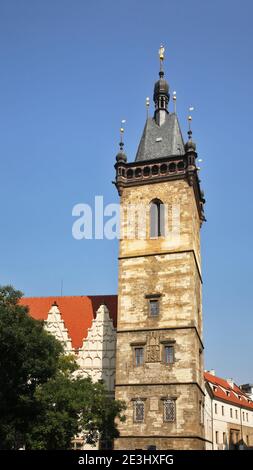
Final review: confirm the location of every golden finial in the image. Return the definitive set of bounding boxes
[159,44,165,72]
[159,44,165,61]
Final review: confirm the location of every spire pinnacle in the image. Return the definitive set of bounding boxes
[187,107,194,140]
[146,97,150,118]
[116,120,127,163]
[185,107,196,153]
[173,91,177,113]
[153,44,169,125]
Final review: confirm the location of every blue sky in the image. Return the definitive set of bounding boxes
[0,0,252,384]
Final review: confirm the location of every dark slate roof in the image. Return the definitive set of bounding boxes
[135,113,185,162]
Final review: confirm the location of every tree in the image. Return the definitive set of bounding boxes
[25,357,126,449]
[0,286,63,449]
[0,286,125,449]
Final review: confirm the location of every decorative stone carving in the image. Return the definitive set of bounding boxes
[146,331,160,362]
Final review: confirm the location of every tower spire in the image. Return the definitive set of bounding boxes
[153,44,170,126]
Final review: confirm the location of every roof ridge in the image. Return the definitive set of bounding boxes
[22,294,117,299]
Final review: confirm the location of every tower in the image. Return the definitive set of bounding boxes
[114,47,206,450]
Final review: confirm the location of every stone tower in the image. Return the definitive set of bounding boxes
[114,47,206,450]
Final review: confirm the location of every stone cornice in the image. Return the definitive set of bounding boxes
[114,152,205,223]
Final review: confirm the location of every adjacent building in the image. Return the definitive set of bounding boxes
[204,371,253,449]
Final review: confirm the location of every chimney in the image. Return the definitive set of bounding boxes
[227,378,234,389]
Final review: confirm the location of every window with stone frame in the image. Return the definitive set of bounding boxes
[199,401,204,425]
[149,299,159,317]
[150,199,165,238]
[164,344,174,364]
[134,347,144,366]
[163,399,176,422]
[134,400,145,423]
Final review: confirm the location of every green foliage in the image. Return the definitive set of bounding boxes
[0,285,125,450]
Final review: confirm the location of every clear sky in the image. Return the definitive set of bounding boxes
[0,0,252,384]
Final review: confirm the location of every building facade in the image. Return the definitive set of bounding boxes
[113,49,206,450]
[204,371,253,449]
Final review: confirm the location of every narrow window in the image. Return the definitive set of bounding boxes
[149,299,159,317]
[230,408,233,418]
[216,431,219,444]
[164,399,176,422]
[246,413,248,422]
[150,199,165,238]
[235,410,238,419]
[134,401,144,423]
[243,411,245,421]
[135,347,144,366]
[222,405,224,416]
[223,432,226,445]
[215,403,217,414]
[164,345,174,364]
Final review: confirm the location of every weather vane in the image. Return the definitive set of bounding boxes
[159,44,165,72]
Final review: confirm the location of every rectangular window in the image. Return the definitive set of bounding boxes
[230,408,233,418]
[246,413,249,422]
[216,431,219,444]
[215,403,217,414]
[164,399,176,422]
[134,401,144,423]
[149,299,159,317]
[235,409,238,419]
[223,432,226,445]
[164,345,174,364]
[243,412,245,421]
[135,347,144,366]
[199,402,204,425]
[222,405,224,416]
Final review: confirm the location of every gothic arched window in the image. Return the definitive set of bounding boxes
[150,199,165,238]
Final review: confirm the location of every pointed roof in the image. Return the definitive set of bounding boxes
[135,112,185,162]
[19,295,117,349]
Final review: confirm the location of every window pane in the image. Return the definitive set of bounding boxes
[150,202,158,237]
[150,300,159,316]
[135,347,143,366]
[165,346,174,364]
[135,402,144,422]
[164,400,175,422]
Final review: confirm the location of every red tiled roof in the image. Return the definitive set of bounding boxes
[204,372,253,410]
[19,295,117,349]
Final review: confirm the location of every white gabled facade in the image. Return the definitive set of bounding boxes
[44,304,73,353]
[76,304,116,393]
